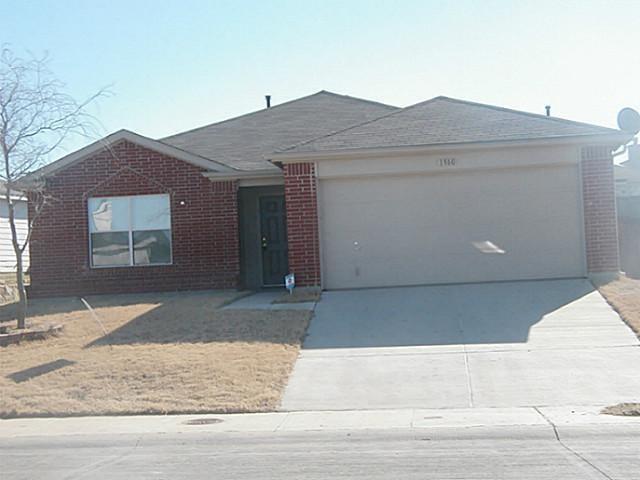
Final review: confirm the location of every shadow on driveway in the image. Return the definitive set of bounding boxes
[303,279,597,348]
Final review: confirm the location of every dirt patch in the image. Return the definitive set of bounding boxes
[597,275,640,338]
[601,403,640,416]
[0,290,311,418]
[272,287,321,304]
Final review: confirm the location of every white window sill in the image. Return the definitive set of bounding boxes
[89,262,174,269]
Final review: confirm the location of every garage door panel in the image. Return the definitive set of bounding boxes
[319,166,584,289]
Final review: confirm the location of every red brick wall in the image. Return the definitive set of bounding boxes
[29,140,239,297]
[283,162,321,286]
[581,145,620,273]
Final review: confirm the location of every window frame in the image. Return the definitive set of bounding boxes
[88,193,173,269]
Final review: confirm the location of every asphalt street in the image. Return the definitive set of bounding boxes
[2,425,639,479]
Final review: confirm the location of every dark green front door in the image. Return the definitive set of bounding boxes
[259,195,288,286]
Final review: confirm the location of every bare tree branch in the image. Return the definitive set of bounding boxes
[0,45,108,328]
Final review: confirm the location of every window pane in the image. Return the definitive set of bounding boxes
[88,197,129,232]
[91,232,130,266]
[133,230,171,265]
[131,195,170,231]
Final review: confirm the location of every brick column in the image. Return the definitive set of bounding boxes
[581,145,620,274]
[210,180,240,288]
[283,162,321,287]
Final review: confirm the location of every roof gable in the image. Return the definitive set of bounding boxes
[163,91,398,171]
[33,130,234,179]
[279,96,628,154]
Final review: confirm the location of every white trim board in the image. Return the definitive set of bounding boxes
[270,132,632,163]
[202,169,284,187]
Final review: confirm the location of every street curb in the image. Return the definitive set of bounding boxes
[1,405,639,439]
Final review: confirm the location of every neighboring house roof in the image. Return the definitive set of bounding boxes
[0,182,26,201]
[615,163,640,198]
[163,91,399,171]
[615,165,640,219]
[614,145,640,197]
[278,96,628,155]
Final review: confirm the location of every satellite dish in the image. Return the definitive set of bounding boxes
[617,107,640,134]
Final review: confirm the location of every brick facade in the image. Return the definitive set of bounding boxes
[29,140,239,297]
[581,145,620,273]
[27,140,622,296]
[283,162,321,287]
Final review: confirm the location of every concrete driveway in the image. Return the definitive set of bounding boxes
[281,279,640,411]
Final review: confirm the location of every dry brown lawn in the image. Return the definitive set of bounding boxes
[0,290,311,418]
[582,276,640,418]
[597,275,640,338]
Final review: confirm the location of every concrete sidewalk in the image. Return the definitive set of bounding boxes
[2,405,640,437]
[222,291,316,311]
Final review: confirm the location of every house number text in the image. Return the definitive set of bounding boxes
[437,157,456,167]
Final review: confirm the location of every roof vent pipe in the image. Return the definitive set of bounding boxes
[545,105,551,117]
[265,95,271,108]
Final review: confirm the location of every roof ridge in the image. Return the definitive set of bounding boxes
[313,90,399,111]
[433,96,620,133]
[277,95,623,154]
[277,96,444,153]
[162,91,327,140]
[162,91,398,141]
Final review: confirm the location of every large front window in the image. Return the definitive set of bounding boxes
[88,194,172,267]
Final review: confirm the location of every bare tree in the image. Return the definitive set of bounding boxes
[0,47,106,329]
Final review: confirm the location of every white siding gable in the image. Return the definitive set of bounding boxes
[0,199,29,273]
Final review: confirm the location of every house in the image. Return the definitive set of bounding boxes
[614,142,640,277]
[26,91,631,297]
[0,183,29,275]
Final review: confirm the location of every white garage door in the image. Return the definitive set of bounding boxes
[319,165,585,289]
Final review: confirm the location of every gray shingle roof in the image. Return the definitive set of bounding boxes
[280,96,624,154]
[162,91,398,171]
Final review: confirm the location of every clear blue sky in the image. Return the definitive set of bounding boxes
[5,0,640,155]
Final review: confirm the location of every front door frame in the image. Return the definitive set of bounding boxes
[257,193,288,287]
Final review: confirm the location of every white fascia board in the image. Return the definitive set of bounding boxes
[0,194,27,202]
[0,184,27,201]
[31,129,235,179]
[202,169,284,187]
[270,132,634,163]
[202,169,283,180]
